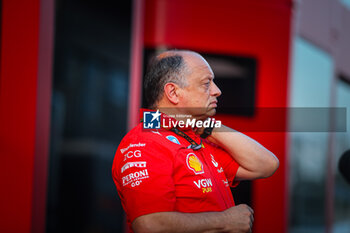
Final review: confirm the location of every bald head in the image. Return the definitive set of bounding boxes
[144,49,216,109]
[157,50,199,59]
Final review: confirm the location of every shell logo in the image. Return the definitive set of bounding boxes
[186,153,204,175]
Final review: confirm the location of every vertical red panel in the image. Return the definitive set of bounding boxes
[128,0,145,131]
[144,1,292,232]
[32,0,54,232]
[0,0,53,232]
[125,1,146,231]
[0,1,39,231]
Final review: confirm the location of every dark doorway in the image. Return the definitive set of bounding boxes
[47,1,132,232]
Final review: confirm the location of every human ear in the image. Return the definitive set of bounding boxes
[163,82,179,105]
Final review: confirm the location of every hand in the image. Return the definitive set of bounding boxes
[223,204,254,233]
[193,116,214,136]
[194,125,205,136]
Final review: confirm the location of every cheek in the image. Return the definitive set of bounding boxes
[196,89,210,100]
[182,88,210,106]
[194,95,209,106]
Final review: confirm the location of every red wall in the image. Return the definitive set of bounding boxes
[0,0,54,232]
[144,0,292,232]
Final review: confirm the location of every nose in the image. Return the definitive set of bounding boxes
[210,81,222,97]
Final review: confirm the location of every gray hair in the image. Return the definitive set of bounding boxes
[144,54,188,108]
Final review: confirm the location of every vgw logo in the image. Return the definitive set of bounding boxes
[143,110,161,129]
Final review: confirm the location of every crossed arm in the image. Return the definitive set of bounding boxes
[132,125,279,233]
[133,205,254,233]
[207,125,279,181]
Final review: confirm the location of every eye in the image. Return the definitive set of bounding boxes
[202,82,209,90]
[203,79,211,85]
[202,78,212,89]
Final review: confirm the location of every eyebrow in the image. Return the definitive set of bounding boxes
[201,76,214,81]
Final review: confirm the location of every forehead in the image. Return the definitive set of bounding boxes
[183,53,214,79]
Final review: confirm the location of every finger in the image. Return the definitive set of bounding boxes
[249,219,253,232]
[247,205,254,214]
[250,213,254,224]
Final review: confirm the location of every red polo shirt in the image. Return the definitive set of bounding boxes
[112,117,240,232]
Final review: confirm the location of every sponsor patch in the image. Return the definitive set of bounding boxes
[210,154,223,173]
[210,154,218,167]
[223,179,229,187]
[121,161,146,173]
[122,169,149,187]
[124,150,142,161]
[120,143,146,154]
[186,153,204,175]
[166,135,180,145]
[194,178,213,193]
[151,129,162,136]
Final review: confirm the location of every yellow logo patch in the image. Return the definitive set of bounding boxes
[186,153,204,175]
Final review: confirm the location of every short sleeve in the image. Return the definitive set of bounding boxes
[112,137,176,223]
[205,141,240,187]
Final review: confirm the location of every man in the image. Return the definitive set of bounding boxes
[112,50,279,233]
